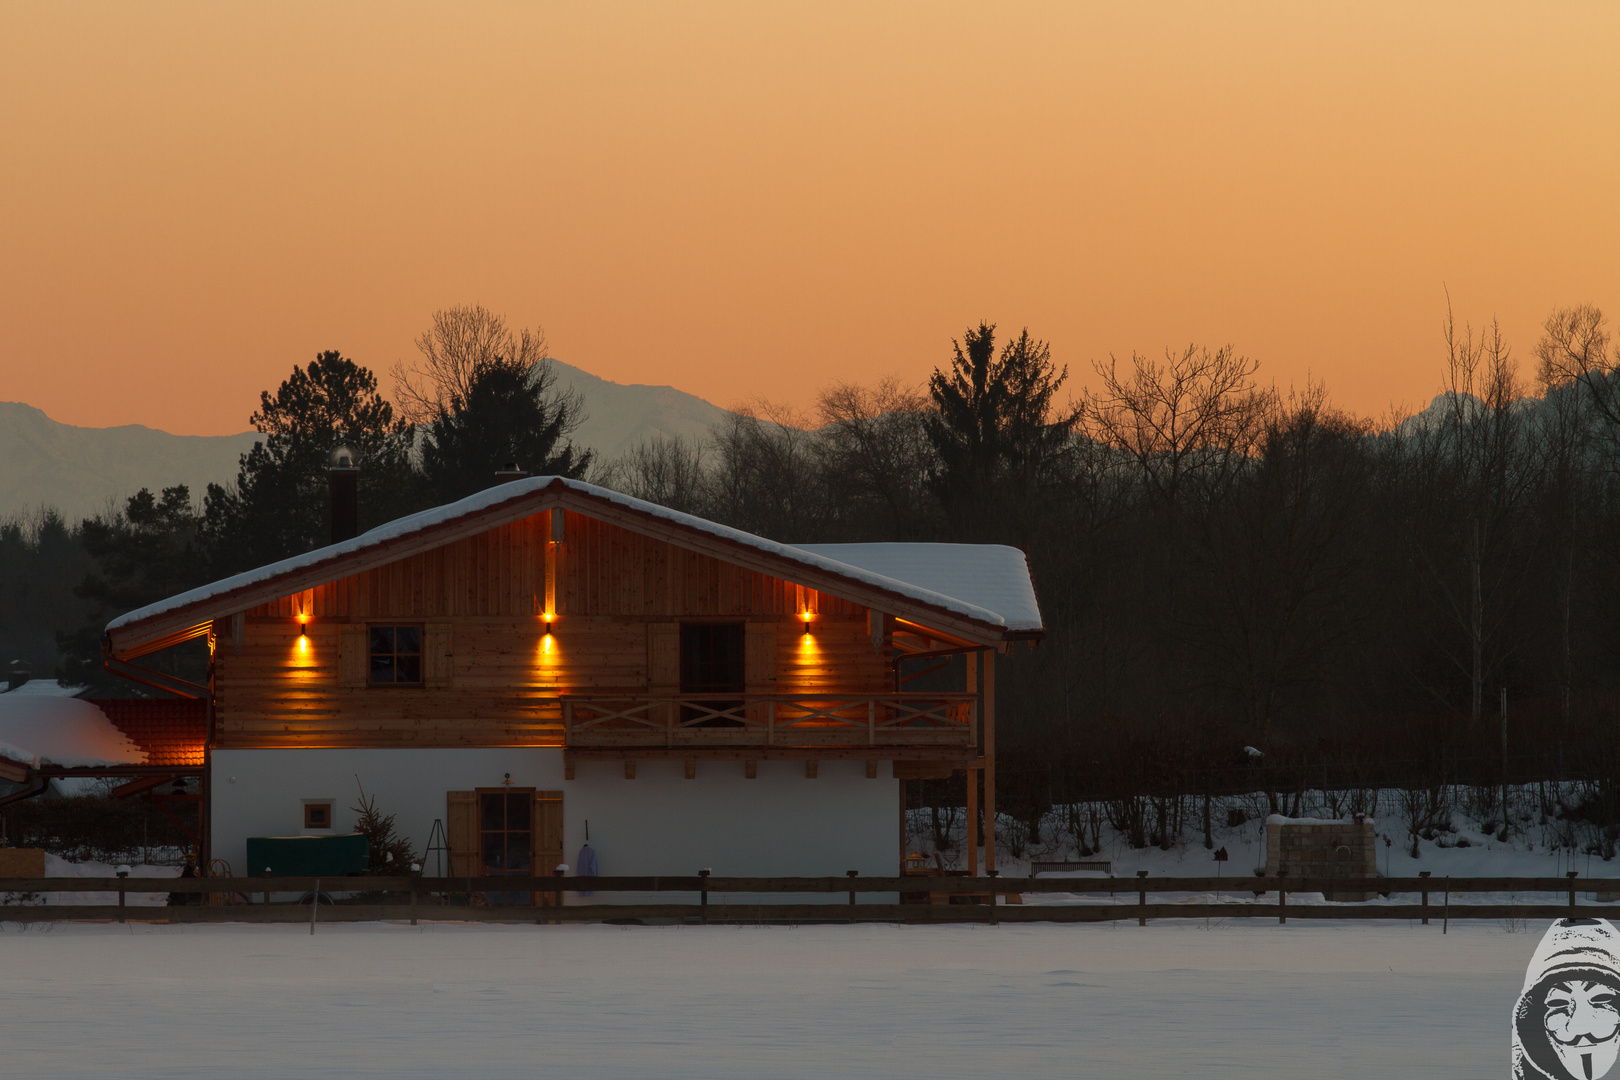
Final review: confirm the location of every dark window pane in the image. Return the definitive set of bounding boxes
[482,832,504,869]
[507,834,531,870]
[395,626,421,655]
[681,623,745,694]
[369,627,394,654]
[481,794,504,831]
[507,793,530,826]
[395,655,421,684]
[370,655,394,683]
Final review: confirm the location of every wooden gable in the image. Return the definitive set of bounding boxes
[213,510,896,750]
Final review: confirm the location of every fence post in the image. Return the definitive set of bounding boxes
[1420,871,1431,925]
[847,869,858,907]
[410,885,418,927]
[310,878,320,936]
[1137,870,1149,926]
[699,868,710,925]
[1569,870,1580,917]
[1278,885,1287,925]
[118,883,126,924]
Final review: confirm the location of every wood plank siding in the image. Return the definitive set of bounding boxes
[213,511,893,749]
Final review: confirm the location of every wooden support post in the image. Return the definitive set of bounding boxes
[684,760,696,780]
[410,886,418,926]
[965,766,979,877]
[564,760,575,781]
[310,878,320,935]
[1569,870,1580,916]
[1278,886,1287,924]
[965,650,979,876]
[744,760,757,779]
[1420,870,1431,925]
[1137,870,1148,926]
[118,882,126,924]
[983,648,997,876]
[847,870,858,906]
[699,869,710,925]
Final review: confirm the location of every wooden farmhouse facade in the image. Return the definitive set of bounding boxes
[105,477,1044,895]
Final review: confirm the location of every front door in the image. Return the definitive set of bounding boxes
[446,789,564,907]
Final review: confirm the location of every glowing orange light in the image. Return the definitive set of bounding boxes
[298,634,309,655]
[801,613,812,636]
[541,633,555,656]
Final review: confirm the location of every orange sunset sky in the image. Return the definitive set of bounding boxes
[3,2,1618,437]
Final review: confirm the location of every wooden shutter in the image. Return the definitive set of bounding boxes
[424,622,453,688]
[534,791,564,908]
[745,624,777,691]
[446,791,478,878]
[338,623,368,687]
[647,623,678,692]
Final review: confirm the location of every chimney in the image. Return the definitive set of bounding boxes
[327,446,360,544]
[493,462,528,486]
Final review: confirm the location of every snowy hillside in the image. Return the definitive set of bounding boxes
[0,361,733,523]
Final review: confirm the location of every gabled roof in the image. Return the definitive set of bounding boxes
[107,477,1045,656]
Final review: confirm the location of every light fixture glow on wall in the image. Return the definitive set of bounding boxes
[297,618,310,654]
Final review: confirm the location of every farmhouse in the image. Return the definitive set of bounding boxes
[103,475,1043,898]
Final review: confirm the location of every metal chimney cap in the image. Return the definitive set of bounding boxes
[327,445,361,470]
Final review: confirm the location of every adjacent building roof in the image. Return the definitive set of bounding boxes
[0,694,145,768]
[797,543,1043,634]
[107,476,1045,655]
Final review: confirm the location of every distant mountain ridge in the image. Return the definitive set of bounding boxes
[0,359,732,524]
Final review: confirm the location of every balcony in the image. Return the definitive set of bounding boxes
[560,693,977,750]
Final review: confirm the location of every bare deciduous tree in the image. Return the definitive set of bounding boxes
[392,305,558,426]
[1083,344,1272,505]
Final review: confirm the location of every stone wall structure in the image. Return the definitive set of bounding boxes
[1263,816,1378,902]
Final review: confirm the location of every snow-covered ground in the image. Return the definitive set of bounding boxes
[0,918,1535,1078]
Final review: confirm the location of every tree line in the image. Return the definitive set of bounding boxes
[9,300,1620,850]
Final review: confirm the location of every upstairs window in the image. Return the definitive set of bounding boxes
[680,622,745,727]
[369,626,422,685]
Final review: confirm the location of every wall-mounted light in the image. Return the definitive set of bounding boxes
[297,618,310,654]
[801,613,812,636]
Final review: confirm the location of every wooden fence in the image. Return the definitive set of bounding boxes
[4,873,1620,926]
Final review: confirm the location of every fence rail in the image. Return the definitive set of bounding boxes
[5,873,1620,925]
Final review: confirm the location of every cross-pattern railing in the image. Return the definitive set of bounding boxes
[560,693,977,748]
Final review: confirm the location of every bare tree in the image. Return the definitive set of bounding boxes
[599,434,709,516]
[1083,344,1272,506]
[815,378,936,540]
[1411,303,1539,735]
[392,305,560,426]
[1536,305,1616,447]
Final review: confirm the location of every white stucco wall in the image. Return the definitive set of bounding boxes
[210,748,900,904]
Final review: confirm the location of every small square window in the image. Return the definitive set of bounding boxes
[368,625,422,685]
[304,802,333,830]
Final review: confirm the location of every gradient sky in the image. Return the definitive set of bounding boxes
[3,2,1617,436]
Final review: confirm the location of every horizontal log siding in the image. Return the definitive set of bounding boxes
[215,511,892,748]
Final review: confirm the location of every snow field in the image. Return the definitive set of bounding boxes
[0,918,1531,1079]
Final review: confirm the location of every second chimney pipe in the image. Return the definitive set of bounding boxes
[328,447,360,544]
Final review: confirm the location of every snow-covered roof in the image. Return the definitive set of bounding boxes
[0,695,144,768]
[0,679,88,698]
[109,477,1044,639]
[796,544,1043,634]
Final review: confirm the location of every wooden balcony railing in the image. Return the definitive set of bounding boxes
[560,693,977,749]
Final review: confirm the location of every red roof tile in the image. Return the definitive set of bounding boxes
[90,699,206,768]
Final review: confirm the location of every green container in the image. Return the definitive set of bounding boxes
[246,834,369,878]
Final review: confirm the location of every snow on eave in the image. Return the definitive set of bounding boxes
[108,477,1019,639]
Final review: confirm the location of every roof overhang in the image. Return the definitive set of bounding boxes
[108,479,1035,659]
